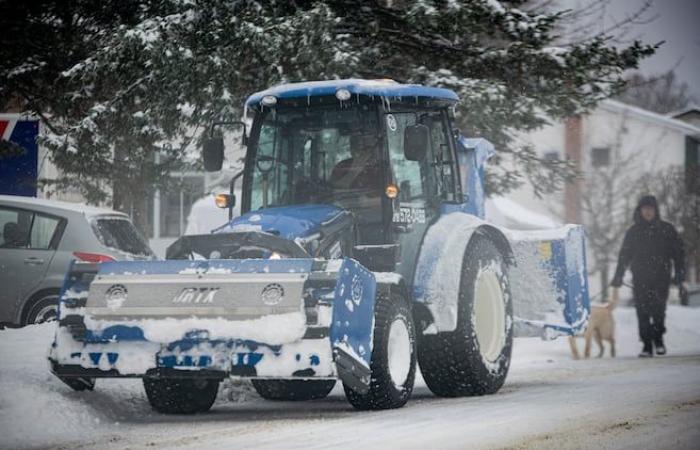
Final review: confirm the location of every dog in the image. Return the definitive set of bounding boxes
[569,293,617,359]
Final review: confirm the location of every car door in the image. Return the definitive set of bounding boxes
[0,206,62,324]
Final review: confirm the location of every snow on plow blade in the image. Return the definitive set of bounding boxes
[50,258,376,390]
[507,225,590,338]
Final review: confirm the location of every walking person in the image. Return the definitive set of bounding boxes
[611,195,685,357]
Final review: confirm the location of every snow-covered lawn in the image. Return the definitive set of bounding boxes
[1,306,699,450]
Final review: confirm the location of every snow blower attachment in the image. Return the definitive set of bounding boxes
[508,226,590,338]
[52,258,376,383]
[50,79,589,413]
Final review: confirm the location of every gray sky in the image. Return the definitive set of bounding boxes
[561,0,700,100]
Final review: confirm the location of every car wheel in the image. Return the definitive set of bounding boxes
[24,294,59,325]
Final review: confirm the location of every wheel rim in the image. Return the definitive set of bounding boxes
[387,317,411,387]
[32,303,58,324]
[473,269,506,363]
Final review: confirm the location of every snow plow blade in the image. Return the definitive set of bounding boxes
[507,225,590,338]
[49,258,377,390]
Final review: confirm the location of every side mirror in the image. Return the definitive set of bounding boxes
[404,124,429,161]
[203,137,224,172]
[204,121,248,172]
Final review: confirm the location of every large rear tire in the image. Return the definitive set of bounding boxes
[251,379,336,401]
[343,292,416,410]
[417,234,513,397]
[143,378,220,414]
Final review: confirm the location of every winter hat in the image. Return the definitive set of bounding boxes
[633,194,660,223]
[637,195,658,209]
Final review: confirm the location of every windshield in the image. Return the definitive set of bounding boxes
[246,105,384,213]
[91,217,154,257]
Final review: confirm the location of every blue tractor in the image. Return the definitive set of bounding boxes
[49,79,589,413]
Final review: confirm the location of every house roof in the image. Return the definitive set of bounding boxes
[666,104,700,119]
[599,99,700,136]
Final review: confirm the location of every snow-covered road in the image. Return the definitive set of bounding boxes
[2,306,699,450]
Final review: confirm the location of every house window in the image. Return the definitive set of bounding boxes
[591,147,610,167]
[155,175,205,238]
[543,151,560,161]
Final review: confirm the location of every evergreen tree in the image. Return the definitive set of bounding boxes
[2,0,656,230]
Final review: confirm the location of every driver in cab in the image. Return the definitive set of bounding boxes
[330,132,382,191]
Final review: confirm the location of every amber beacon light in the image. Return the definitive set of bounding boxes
[215,193,234,208]
[385,183,399,199]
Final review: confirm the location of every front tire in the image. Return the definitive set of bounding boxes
[418,234,513,397]
[344,292,416,410]
[251,379,336,401]
[143,378,220,414]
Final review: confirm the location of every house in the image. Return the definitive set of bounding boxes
[510,99,700,295]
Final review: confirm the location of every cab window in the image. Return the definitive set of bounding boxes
[422,111,455,197]
[386,113,428,202]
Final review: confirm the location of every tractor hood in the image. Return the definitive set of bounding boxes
[213,204,351,241]
[167,205,353,260]
[172,204,355,258]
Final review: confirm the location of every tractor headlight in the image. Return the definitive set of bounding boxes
[261,95,277,106]
[335,89,351,101]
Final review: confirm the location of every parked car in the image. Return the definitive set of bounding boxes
[0,195,155,326]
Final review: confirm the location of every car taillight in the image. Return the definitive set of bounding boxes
[73,251,116,263]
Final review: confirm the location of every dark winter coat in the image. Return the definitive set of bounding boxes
[611,195,685,290]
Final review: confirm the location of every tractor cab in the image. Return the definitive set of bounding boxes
[203,79,466,278]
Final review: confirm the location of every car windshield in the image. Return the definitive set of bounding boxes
[91,217,154,257]
[247,104,384,212]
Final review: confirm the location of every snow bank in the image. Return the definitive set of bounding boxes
[485,195,561,230]
[512,305,700,365]
[1,306,699,449]
[0,325,150,449]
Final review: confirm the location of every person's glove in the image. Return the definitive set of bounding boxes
[610,277,623,288]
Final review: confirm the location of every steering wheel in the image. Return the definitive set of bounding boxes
[294,177,334,203]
